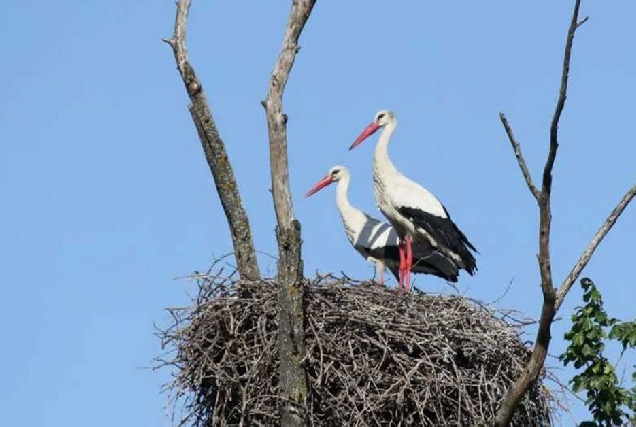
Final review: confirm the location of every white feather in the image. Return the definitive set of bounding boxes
[335,168,399,258]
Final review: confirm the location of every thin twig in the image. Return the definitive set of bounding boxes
[499,114,540,201]
[544,6,589,196]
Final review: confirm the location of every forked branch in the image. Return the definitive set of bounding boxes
[495,1,635,425]
[262,1,317,425]
[164,0,261,281]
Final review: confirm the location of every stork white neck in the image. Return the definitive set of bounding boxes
[334,172,367,245]
[373,118,399,177]
[334,170,354,216]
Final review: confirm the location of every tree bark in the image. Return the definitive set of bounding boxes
[494,1,587,424]
[262,1,317,425]
[164,0,261,282]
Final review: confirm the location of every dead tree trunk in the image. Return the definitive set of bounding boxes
[165,0,318,424]
[494,0,636,424]
[262,1,317,425]
[164,0,261,281]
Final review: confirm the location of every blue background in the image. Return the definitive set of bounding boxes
[1,1,634,425]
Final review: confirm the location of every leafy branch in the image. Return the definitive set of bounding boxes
[560,278,636,426]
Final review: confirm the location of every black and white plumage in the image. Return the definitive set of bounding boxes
[349,110,477,288]
[305,165,459,286]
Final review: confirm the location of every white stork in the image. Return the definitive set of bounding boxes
[348,110,477,289]
[305,165,459,289]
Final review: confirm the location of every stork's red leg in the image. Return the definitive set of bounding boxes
[398,239,406,290]
[405,235,413,292]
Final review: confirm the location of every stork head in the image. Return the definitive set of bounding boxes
[349,109,395,150]
[305,165,349,197]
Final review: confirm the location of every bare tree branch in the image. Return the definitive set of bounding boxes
[262,0,317,425]
[556,183,636,311]
[499,113,540,201]
[164,0,261,281]
[538,1,588,291]
[495,1,587,424]
[544,9,590,197]
[263,0,316,231]
[497,0,634,424]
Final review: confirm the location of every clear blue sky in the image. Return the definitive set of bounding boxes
[1,1,634,425]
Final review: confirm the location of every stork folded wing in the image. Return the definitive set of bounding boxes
[396,206,477,275]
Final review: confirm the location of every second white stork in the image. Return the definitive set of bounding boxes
[348,110,478,289]
[305,165,459,289]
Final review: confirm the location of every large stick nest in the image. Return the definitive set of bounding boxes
[157,272,552,426]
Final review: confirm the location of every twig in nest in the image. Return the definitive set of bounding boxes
[156,274,555,426]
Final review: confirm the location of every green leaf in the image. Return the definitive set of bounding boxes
[573,332,584,346]
[589,286,602,304]
[560,278,636,426]
[587,328,599,341]
[609,326,620,340]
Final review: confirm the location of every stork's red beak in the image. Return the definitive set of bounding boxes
[305,175,333,197]
[349,122,380,150]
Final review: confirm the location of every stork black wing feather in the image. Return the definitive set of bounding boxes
[397,206,477,275]
[365,243,459,282]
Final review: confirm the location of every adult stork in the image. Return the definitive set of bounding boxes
[305,165,459,289]
[349,110,477,289]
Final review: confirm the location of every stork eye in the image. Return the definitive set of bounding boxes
[377,113,386,121]
[331,169,340,176]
